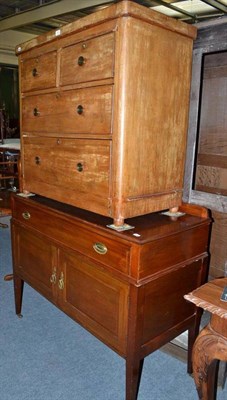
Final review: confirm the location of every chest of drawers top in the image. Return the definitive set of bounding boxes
[17,1,197,227]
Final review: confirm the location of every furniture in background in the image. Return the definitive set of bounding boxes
[11,194,211,400]
[16,0,196,228]
[185,278,227,400]
[183,17,227,278]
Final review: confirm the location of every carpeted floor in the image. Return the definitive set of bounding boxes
[0,216,226,400]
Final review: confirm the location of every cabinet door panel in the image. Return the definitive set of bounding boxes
[60,33,115,85]
[22,137,110,215]
[20,51,57,92]
[22,86,112,134]
[12,223,57,302]
[58,249,129,355]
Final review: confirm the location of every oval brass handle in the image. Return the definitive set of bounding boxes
[76,162,83,172]
[77,105,84,115]
[58,272,64,290]
[22,211,31,220]
[32,68,38,77]
[50,268,57,284]
[93,242,108,255]
[35,156,41,165]
[33,107,40,116]
[78,56,85,66]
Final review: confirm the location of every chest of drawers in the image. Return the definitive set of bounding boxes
[16,1,197,227]
[11,193,211,399]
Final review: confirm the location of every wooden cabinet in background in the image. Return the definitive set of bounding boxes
[17,1,197,226]
[11,193,211,400]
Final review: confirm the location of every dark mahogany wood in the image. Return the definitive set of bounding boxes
[11,193,211,399]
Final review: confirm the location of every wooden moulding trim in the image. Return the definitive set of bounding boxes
[15,1,197,55]
[179,202,210,218]
[184,294,227,319]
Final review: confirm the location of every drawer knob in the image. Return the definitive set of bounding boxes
[32,68,38,77]
[76,162,83,172]
[35,156,41,165]
[77,105,84,115]
[33,107,40,116]
[22,211,31,220]
[78,56,85,66]
[93,242,108,255]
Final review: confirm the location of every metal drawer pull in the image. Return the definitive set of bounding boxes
[76,162,83,172]
[33,107,40,116]
[32,68,38,77]
[58,272,64,290]
[35,156,41,165]
[50,268,57,284]
[78,56,85,66]
[77,105,84,115]
[93,242,108,255]
[22,211,31,220]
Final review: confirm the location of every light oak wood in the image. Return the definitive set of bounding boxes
[17,1,197,226]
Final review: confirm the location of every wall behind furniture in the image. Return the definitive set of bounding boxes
[0,30,36,65]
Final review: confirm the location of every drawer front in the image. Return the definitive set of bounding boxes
[22,137,111,215]
[20,51,57,92]
[22,86,112,134]
[58,249,129,354]
[60,33,115,86]
[12,196,130,274]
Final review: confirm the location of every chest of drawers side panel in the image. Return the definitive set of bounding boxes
[111,16,195,222]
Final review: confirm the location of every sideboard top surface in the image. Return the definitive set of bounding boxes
[12,194,211,245]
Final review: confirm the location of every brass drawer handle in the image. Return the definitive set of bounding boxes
[77,105,84,115]
[93,242,108,255]
[33,107,40,116]
[22,211,31,220]
[50,267,57,284]
[58,272,64,290]
[78,56,85,66]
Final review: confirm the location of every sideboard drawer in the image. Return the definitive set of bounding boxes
[12,197,130,275]
[60,32,115,86]
[20,50,57,92]
[22,85,113,134]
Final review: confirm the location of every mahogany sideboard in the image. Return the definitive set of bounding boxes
[11,193,211,400]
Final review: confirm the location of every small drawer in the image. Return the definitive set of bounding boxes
[12,196,130,275]
[20,51,57,92]
[22,85,112,134]
[60,33,115,86]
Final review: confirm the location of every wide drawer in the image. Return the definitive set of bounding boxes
[60,32,115,86]
[22,137,111,215]
[22,85,113,134]
[20,50,57,92]
[12,196,131,275]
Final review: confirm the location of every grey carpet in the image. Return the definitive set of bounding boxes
[0,216,226,400]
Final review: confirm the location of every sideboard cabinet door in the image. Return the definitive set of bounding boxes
[12,223,58,303]
[58,248,129,355]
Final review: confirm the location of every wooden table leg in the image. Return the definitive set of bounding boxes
[126,357,144,400]
[13,274,24,317]
[192,324,227,400]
